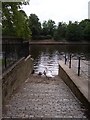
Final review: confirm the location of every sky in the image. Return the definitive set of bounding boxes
[23,0,89,25]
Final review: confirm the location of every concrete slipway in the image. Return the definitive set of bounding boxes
[59,61,90,110]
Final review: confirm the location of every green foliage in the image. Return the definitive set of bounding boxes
[54,19,90,42]
[2,2,31,39]
[28,14,41,40]
[83,23,90,41]
[2,3,90,42]
[47,20,56,37]
[54,22,67,41]
[42,20,56,38]
[79,19,90,41]
[28,17,56,40]
[66,21,80,41]
[42,21,49,36]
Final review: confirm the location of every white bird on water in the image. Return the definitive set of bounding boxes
[43,67,54,78]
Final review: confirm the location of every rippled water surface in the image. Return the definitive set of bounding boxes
[29,44,90,77]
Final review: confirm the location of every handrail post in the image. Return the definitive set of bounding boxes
[78,56,80,76]
[69,54,71,68]
[65,54,67,64]
[4,51,7,68]
[4,43,7,68]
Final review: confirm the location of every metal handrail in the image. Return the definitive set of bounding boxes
[62,53,89,77]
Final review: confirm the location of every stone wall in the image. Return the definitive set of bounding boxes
[2,55,33,105]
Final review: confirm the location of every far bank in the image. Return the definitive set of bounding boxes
[29,39,90,45]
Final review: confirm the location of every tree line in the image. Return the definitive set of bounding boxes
[2,2,90,42]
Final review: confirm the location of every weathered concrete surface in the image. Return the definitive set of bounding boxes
[65,59,88,80]
[0,76,2,120]
[2,55,33,105]
[59,61,90,110]
[2,75,89,119]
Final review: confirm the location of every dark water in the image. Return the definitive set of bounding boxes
[29,44,90,76]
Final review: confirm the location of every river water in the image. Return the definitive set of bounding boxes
[29,44,90,77]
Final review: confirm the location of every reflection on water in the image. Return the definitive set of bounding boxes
[34,51,60,76]
[29,45,90,77]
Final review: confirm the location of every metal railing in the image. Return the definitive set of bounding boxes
[61,53,89,78]
[2,41,29,72]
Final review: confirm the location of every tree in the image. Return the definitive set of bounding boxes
[47,19,56,37]
[83,23,90,41]
[42,19,56,39]
[42,21,48,36]
[66,21,80,41]
[54,22,67,41]
[13,10,31,39]
[28,14,41,40]
[79,19,90,41]
[0,2,2,36]
[2,2,31,39]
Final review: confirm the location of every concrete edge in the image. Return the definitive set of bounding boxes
[2,57,25,77]
[25,55,31,61]
[59,61,90,110]
[2,55,34,105]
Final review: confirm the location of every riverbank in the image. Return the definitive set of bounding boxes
[29,40,90,45]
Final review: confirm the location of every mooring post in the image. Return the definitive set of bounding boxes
[78,56,80,76]
[69,54,71,68]
[65,54,67,64]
